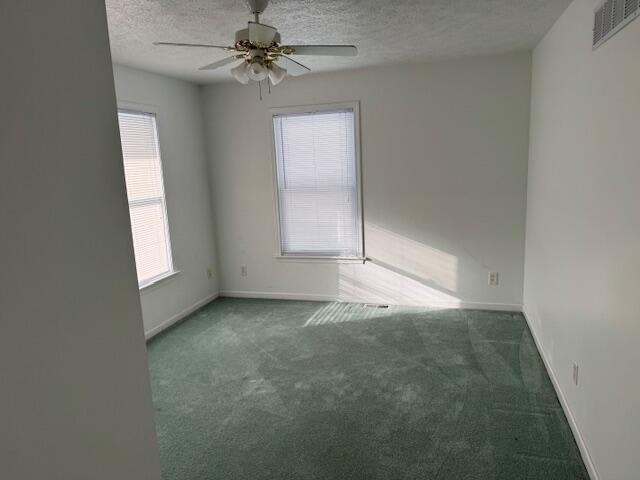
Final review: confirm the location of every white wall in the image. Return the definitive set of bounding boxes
[201,53,531,310]
[112,64,219,336]
[524,0,640,479]
[0,2,161,479]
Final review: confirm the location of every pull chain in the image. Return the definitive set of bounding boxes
[257,78,273,101]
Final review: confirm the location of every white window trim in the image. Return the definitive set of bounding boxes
[117,100,178,289]
[139,269,181,293]
[268,101,365,262]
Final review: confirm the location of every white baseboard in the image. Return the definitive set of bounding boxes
[457,301,522,311]
[144,292,219,340]
[522,307,599,480]
[220,290,336,302]
[220,290,521,312]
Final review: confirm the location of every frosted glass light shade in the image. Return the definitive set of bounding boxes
[268,63,287,85]
[247,61,268,81]
[231,62,250,84]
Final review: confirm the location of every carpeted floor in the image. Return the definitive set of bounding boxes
[147,298,588,480]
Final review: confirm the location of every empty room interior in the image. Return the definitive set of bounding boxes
[3,0,640,479]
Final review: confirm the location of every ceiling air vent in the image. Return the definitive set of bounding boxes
[594,0,640,49]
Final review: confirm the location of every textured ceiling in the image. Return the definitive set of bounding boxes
[106,0,571,84]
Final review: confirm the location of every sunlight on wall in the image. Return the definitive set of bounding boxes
[332,223,461,308]
[365,223,458,292]
[337,261,462,308]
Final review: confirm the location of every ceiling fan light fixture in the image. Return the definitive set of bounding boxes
[154,0,358,89]
[268,62,287,85]
[231,62,250,84]
[246,60,268,81]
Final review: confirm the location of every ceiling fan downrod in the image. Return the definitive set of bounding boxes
[245,0,270,23]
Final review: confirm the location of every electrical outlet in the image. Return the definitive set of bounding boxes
[572,363,579,385]
[207,267,213,279]
[240,264,248,277]
[488,272,499,286]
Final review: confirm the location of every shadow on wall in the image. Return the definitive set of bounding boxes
[338,223,463,308]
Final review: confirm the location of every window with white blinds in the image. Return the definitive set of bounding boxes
[117,109,174,287]
[272,104,363,258]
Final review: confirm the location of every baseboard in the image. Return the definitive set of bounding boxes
[220,290,521,312]
[144,292,219,340]
[522,307,599,480]
[458,301,522,312]
[220,290,336,302]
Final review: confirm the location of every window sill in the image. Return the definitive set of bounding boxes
[275,256,366,264]
[139,270,180,293]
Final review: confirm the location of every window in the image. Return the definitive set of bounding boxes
[117,109,174,287]
[271,103,363,259]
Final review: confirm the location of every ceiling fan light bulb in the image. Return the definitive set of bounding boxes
[231,62,250,84]
[268,63,287,85]
[247,61,268,81]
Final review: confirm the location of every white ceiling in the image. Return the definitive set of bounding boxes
[106,0,571,84]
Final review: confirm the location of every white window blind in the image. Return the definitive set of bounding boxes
[272,107,362,258]
[117,110,174,287]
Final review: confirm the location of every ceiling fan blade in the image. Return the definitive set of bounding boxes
[275,55,310,76]
[285,45,358,56]
[198,56,242,71]
[154,42,236,50]
[248,22,277,45]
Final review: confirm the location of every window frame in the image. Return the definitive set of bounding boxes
[117,101,177,290]
[268,101,365,263]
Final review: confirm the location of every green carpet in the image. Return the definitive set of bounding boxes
[147,298,588,480]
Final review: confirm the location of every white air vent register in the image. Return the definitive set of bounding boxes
[593,0,639,49]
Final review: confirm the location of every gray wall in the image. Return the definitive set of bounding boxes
[113,64,219,337]
[201,53,531,309]
[524,0,640,478]
[0,2,161,479]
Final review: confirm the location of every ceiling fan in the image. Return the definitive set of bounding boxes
[154,0,357,86]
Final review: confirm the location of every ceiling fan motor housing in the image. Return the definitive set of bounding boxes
[249,49,264,62]
[235,28,280,45]
[235,28,249,43]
